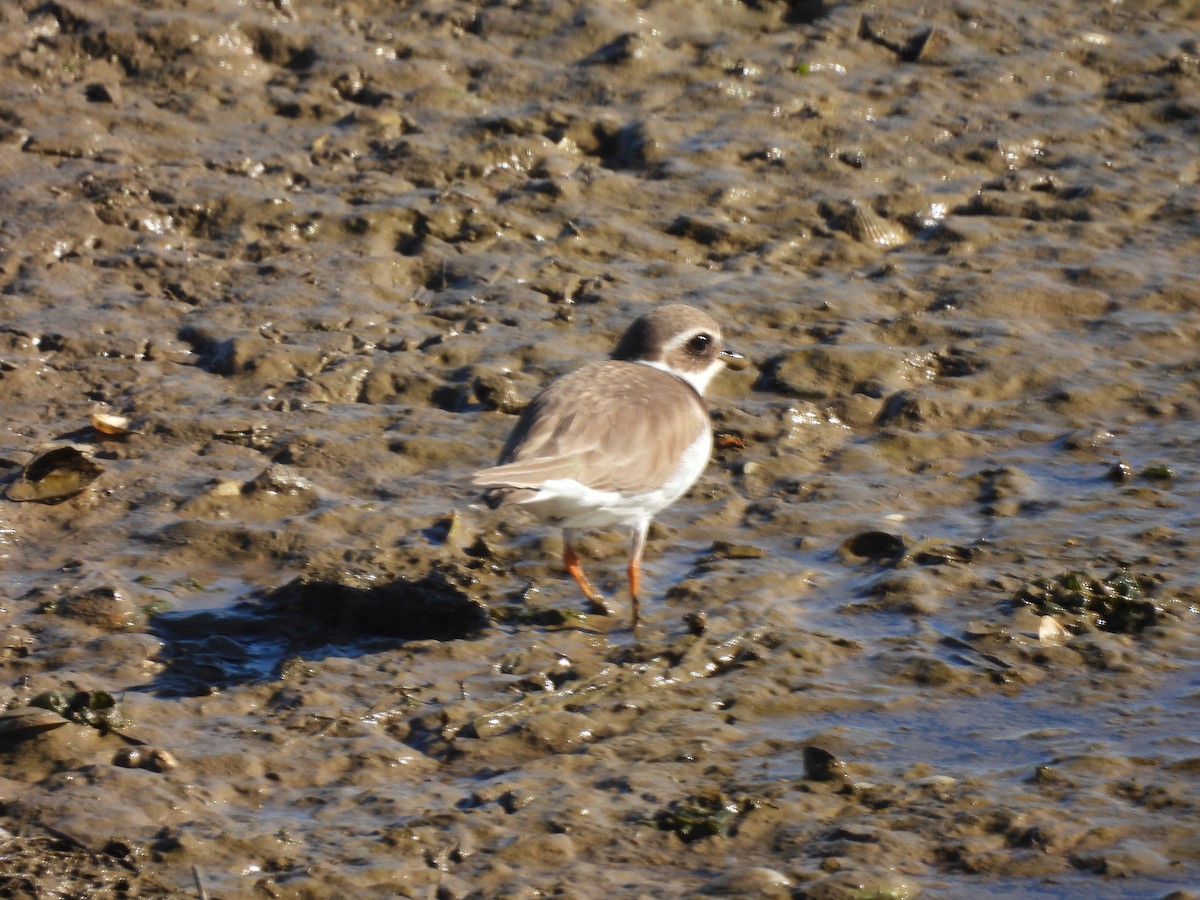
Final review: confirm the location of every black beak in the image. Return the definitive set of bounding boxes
[721,347,750,371]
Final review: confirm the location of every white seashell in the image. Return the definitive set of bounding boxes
[846,202,908,247]
[1039,615,1069,644]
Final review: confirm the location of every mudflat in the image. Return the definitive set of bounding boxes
[1,0,1198,896]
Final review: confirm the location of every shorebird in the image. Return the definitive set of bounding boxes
[472,304,746,629]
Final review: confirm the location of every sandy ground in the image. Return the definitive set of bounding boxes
[1,0,1199,896]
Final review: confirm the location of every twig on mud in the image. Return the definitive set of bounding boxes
[193,864,211,900]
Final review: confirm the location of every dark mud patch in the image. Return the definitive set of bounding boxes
[0,829,176,900]
[149,568,488,695]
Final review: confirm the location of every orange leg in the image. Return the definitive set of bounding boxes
[627,523,648,633]
[563,531,612,616]
[626,557,641,632]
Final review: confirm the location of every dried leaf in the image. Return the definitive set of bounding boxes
[0,707,69,738]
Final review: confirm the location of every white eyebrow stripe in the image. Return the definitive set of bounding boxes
[663,327,713,353]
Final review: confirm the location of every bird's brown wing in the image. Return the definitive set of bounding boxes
[472,361,710,497]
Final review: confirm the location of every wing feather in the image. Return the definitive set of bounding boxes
[472,361,709,497]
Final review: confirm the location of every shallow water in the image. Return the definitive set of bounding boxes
[1,0,1199,896]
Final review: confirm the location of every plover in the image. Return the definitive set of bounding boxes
[472,304,747,629]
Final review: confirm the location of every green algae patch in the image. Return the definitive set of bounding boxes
[29,690,130,734]
[653,790,756,842]
[1014,569,1164,634]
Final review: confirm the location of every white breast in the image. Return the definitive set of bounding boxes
[513,424,713,530]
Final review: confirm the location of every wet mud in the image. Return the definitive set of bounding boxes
[1,0,1199,896]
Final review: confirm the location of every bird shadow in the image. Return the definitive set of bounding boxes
[143,568,490,697]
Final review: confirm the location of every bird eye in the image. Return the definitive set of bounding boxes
[687,333,712,355]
